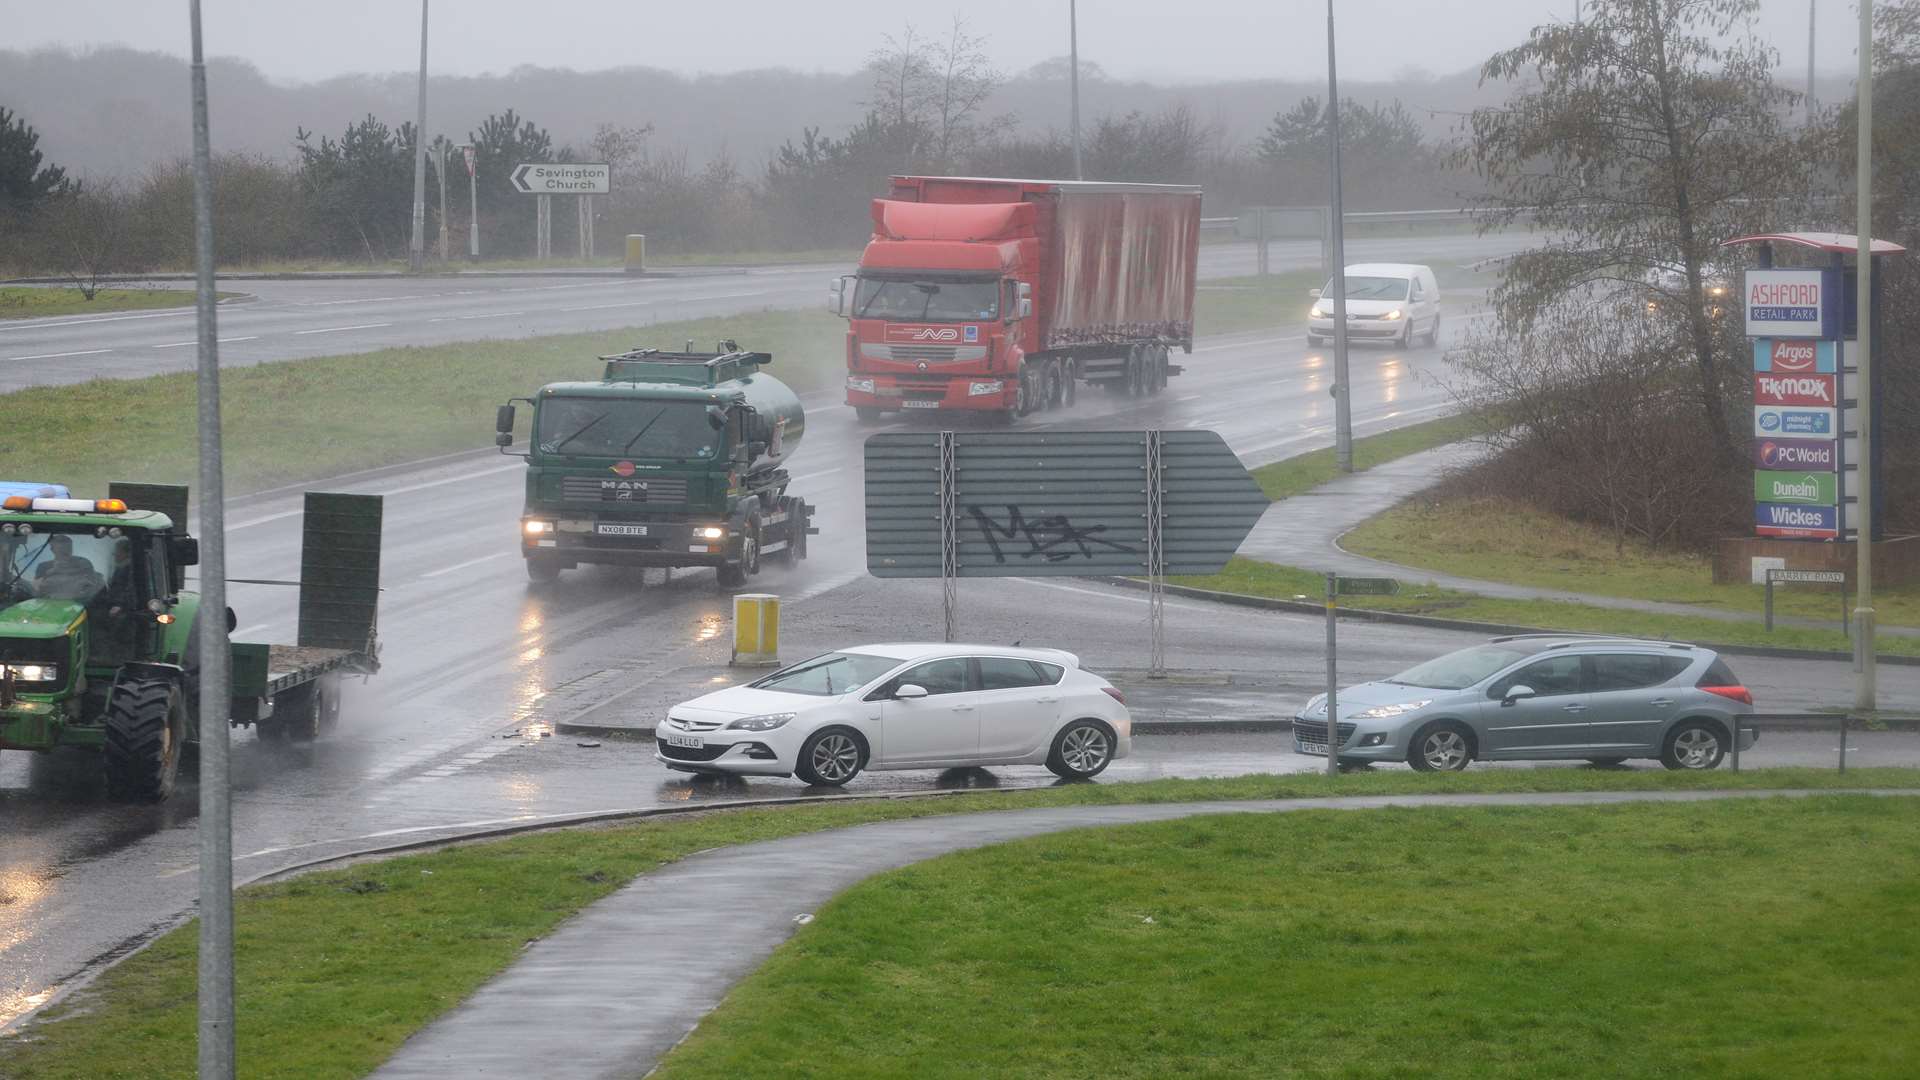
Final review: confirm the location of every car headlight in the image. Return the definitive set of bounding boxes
[695,526,726,540]
[726,712,796,731]
[1310,305,1326,318]
[523,520,553,534]
[967,380,1004,396]
[1381,309,1403,321]
[1351,700,1431,719]
[3,664,58,683]
[846,376,875,394]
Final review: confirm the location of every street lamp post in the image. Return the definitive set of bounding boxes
[1326,0,1353,473]
[1854,0,1877,712]
[408,0,429,271]
[1070,0,1084,180]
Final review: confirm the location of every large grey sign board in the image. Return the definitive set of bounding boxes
[864,429,1267,577]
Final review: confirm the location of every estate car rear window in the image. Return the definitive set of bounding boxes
[750,652,899,696]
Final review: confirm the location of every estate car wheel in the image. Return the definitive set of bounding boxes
[795,728,865,786]
[1661,721,1727,771]
[1407,721,1474,772]
[1046,720,1115,780]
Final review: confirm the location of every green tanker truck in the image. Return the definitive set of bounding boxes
[496,343,817,588]
[0,483,381,802]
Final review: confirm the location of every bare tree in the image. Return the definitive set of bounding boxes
[30,178,133,298]
[928,16,1005,169]
[1462,0,1803,462]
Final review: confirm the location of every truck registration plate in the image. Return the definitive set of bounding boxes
[664,734,704,749]
[901,400,941,409]
[596,523,648,537]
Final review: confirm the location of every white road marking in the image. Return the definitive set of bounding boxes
[294,323,393,335]
[1005,578,1213,616]
[305,295,421,307]
[153,335,259,349]
[559,290,760,312]
[1190,334,1304,354]
[8,348,113,361]
[428,311,526,322]
[0,308,194,332]
[420,552,511,579]
[228,462,524,531]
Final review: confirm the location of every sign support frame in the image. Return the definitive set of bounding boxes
[1146,431,1167,678]
[939,430,958,643]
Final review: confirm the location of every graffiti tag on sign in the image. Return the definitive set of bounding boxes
[967,505,1138,563]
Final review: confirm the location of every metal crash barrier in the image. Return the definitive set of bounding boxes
[1733,713,1866,773]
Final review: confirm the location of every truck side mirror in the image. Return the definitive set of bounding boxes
[828,276,850,316]
[1018,298,1033,319]
[495,404,515,434]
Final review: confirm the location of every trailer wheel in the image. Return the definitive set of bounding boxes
[270,682,323,742]
[1061,361,1077,408]
[1128,347,1148,398]
[103,675,186,803]
[1150,345,1169,395]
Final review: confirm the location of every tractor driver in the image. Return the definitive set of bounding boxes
[35,534,106,602]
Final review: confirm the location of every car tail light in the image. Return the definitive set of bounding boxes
[1101,687,1125,705]
[1700,685,1753,706]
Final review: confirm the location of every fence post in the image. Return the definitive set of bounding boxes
[1764,576,1774,633]
[1839,714,1849,774]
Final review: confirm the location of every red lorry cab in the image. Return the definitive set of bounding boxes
[831,176,1202,423]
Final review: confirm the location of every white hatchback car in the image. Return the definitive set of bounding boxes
[655,643,1133,786]
[1307,262,1442,349]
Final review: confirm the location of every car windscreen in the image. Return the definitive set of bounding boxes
[749,652,901,696]
[1321,275,1411,302]
[535,398,719,460]
[852,276,999,322]
[1386,644,1533,690]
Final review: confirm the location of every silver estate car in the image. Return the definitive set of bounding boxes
[1294,635,1758,771]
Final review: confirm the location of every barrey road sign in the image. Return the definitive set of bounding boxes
[511,162,610,195]
[1768,569,1846,584]
[1335,576,1400,596]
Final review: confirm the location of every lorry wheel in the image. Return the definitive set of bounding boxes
[855,406,882,425]
[1150,346,1169,395]
[778,499,807,565]
[1044,361,1063,410]
[1128,348,1147,398]
[103,676,186,803]
[1061,362,1077,408]
[1015,368,1034,415]
[526,557,561,584]
[743,515,763,576]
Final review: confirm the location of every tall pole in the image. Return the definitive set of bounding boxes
[465,145,480,258]
[1327,0,1353,473]
[1807,0,1817,125]
[1069,0,1084,180]
[187,4,235,1077]
[436,141,449,261]
[1854,0,1877,712]
[408,0,429,272]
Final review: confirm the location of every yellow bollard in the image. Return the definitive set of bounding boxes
[624,233,646,274]
[731,593,780,667]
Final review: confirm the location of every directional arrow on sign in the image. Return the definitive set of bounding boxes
[510,163,536,194]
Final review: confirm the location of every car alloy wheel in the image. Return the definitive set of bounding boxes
[1048,720,1114,779]
[1664,723,1725,770]
[1412,725,1471,772]
[808,732,860,784]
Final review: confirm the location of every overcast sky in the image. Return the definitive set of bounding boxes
[6,1,1849,85]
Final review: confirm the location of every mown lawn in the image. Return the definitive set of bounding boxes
[4,770,1914,1079]
[657,796,1920,1079]
[0,287,210,320]
[1249,411,1488,500]
[1171,556,1919,659]
[1346,493,1920,630]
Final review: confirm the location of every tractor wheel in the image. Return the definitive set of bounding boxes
[104,676,187,803]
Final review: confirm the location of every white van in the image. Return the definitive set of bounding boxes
[1307,263,1441,349]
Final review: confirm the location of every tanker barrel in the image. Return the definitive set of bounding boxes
[736,370,806,476]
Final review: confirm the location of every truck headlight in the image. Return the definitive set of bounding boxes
[726,712,796,731]
[3,664,58,683]
[968,380,1004,396]
[846,376,875,394]
[523,520,553,534]
[695,526,727,540]
[1352,700,1431,719]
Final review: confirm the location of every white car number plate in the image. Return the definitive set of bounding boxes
[596,523,648,537]
[664,734,704,749]
[1297,740,1327,756]
[901,400,941,409]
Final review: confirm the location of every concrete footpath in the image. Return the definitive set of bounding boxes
[368,788,1917,1079]
[1237,441,1920,639]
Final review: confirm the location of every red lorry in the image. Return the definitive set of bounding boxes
[830,176,1202,423]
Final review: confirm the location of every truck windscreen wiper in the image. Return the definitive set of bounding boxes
[553,412,607,453]
[621,406,671,455]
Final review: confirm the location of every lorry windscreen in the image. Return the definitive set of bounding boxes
[535,398,721,460]
[852,276,999,322]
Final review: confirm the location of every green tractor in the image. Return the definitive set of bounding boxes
[0,483,382,802]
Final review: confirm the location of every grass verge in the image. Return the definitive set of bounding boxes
[3,770,1916,1079]
[0,307,846,499]
[0,287,213,320]
[1172,556,1920,659]
[1249,412,1485,500]
[654,796,1920,1079]
[1346,493,1920,630]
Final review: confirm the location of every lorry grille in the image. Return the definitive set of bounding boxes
[889,345,960,362]
[860,344,988,363]
[560,476,688,503]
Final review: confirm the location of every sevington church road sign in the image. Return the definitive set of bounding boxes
[510,162,611,195]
